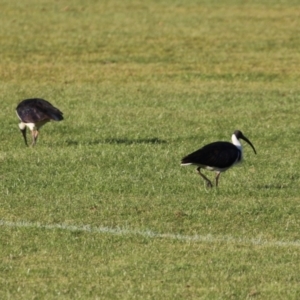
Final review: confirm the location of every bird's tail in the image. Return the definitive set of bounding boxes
[180,156,193,166]
[48,108,64,121]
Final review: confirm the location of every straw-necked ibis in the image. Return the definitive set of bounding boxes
[181,130,256,187]
[16,98,64,146]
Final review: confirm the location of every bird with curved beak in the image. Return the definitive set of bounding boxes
[16,98,64,146]
[181,130,257,187]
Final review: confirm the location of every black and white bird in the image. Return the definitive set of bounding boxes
[181,130,256,187]
[16,98,64,146]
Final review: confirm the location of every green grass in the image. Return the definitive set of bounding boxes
[1,0,300,299]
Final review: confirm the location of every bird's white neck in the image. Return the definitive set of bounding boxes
[231,134,242,151]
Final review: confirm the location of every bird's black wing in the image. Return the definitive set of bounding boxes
[16,99,63,123]
[35,99,64,121]
[181,141,239,169]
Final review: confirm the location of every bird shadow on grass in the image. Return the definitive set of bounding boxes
[65,137,167,146]
[256,184,289,189]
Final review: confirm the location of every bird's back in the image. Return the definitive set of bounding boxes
[16,98,63,123]
[181,141,240,169]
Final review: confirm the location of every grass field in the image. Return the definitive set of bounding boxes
[1,0,300,299]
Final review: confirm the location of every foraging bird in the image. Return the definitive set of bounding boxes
[16,98,64,146]
[181,130,256,187]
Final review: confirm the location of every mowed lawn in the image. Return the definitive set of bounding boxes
[1,0,300,299]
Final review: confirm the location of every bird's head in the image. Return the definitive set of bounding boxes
[234,130,256,154]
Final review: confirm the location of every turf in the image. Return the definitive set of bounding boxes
[1,0,300,299]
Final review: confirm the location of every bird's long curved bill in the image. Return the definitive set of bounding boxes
[241,135,257,154]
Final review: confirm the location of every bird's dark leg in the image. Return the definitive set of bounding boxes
[197,167,213,188]
[215,172,221,187]
[20,127,28,146]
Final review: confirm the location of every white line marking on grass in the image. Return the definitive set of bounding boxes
[1,219,300,247]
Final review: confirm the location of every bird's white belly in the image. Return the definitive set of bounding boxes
[204,165,228,172]
[18,121,49,131]
[205,166,218,171]
[25,123,36,130]
[18,122,36,130]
